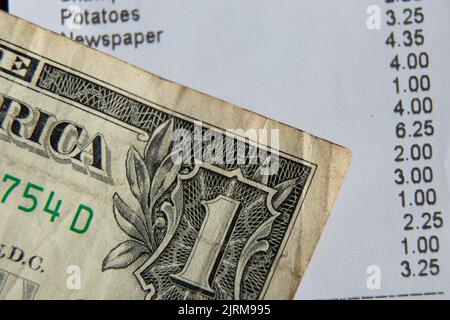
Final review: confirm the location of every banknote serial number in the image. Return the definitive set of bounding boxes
[0,172,94,234]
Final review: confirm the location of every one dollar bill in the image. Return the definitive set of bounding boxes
[0,11,351,300]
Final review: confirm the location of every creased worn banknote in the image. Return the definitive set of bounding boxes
[0,11,351,300]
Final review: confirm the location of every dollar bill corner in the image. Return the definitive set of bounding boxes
[0,11,351,300]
